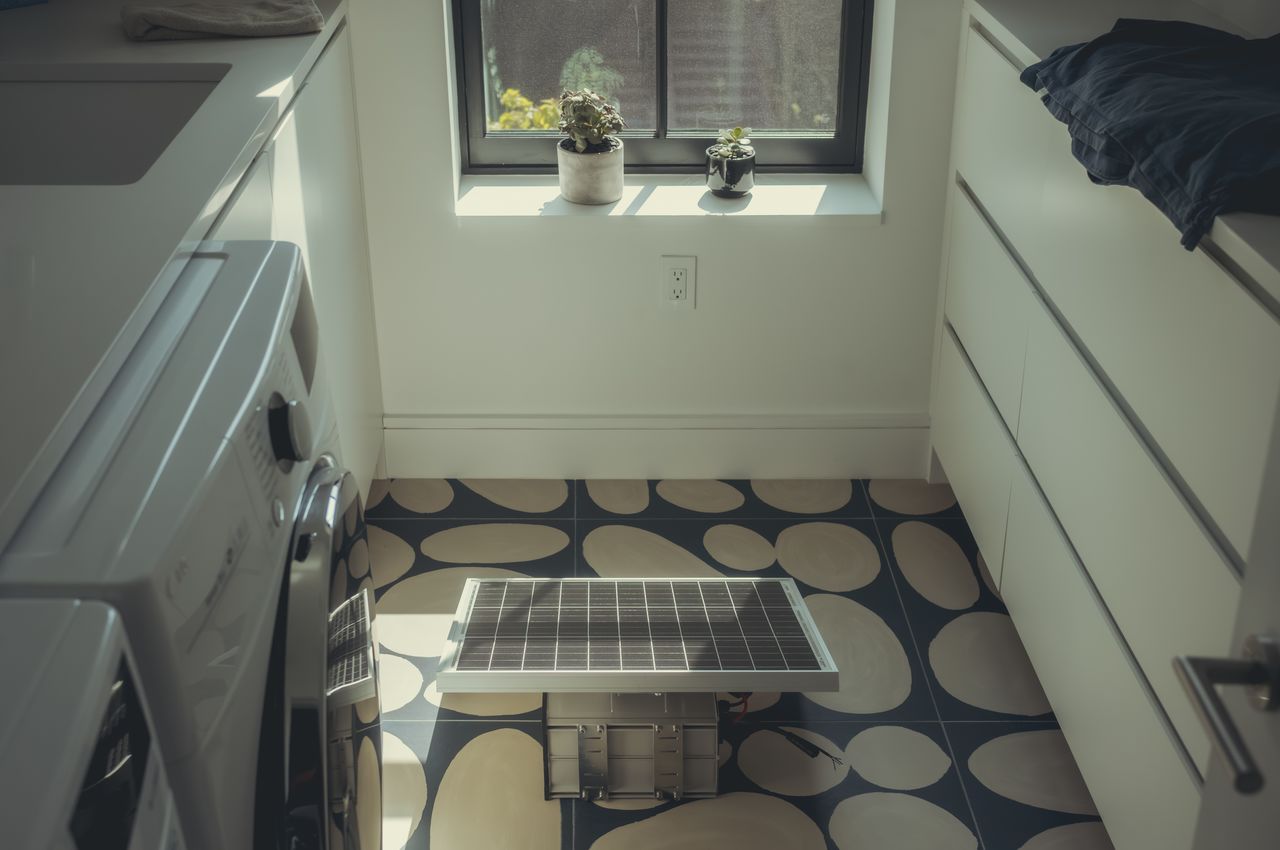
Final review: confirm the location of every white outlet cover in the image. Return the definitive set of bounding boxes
[660,255,696,309]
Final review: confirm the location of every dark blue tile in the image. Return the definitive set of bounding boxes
[386,719,572,850]
[875,516,1053,723]
[863,478,965,520]
[571,518,935,723]
[367,517,577,602]
[377,653,543,723]
[946,721,1106,850]
[576,479,872,520]
[366,478,574,520]
[575,721,979,850]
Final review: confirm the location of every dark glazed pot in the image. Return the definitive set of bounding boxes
[705,148,756,198]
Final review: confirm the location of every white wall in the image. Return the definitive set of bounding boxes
[347,0,962,478]
[1193,0,1280,35]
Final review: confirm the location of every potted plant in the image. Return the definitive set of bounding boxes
[706,126,756,198]
[557,89,626,205]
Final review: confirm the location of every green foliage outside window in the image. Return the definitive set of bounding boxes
[492,88,560,130]
[558,47,624,103]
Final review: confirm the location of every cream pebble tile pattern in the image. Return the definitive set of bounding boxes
[867,478,959,516]
[829,792,978,850]
[583,479,650,515]
[845,725,953,791]
[459,478,570,513]
[890,521,980,610]
[750,479,854,514]
[381,730,429,850]
[655,478,747,513]
[929,612,1052,718]
[948,722,1107,849]
[388,478,454,514]
[702,524,776,572]
[776,522,881,592]
[419,522,570,564]
[967,730,1098,816]
[366,480,1109,849]
[581,524,723,578]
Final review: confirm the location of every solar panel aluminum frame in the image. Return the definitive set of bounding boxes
[435,577,840,694]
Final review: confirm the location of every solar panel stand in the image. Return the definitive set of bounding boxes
[543,692,718,800]
[438,578,839,801]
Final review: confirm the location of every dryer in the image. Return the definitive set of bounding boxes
[0,598,186,850]
[0,242,378,850]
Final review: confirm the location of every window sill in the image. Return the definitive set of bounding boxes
[454,173,883,220]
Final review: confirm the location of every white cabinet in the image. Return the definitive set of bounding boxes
[932,330,1016,587]
[1003,467,1200,850]
[943,187,1032,434]
[955,22,1280,565]
[1018,305,1239,772]
[933,6,1277,847]
[209,27,383,495]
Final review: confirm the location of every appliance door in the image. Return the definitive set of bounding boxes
[257,458,379,850]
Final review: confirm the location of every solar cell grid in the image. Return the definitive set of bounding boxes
[451,578,827,677]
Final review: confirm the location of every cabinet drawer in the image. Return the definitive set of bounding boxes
[957,22,1280,563]
[944,186,1032,432]
[933,329,1016,586]
[1003,466,1199,850]
[1018,305,1240,771]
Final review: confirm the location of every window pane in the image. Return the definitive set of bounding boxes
[667,0,843,133]
[479,0,658,132]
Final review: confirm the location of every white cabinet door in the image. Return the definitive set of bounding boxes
[932,328,1016,586]
[270,27,383,495]
[1004,466,1200,850]
[943,186,1032,434]
[1018,304,1240,772]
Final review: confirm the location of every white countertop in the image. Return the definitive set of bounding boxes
[970,0,1280,307]
[0,0,344,545]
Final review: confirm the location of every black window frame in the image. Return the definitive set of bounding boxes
[452,0,875,173]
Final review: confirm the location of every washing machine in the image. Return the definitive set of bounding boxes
[0,241,379,850]
[0,598,186,850]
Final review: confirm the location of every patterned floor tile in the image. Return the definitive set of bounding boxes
[946,722,1107,850]
[576,479,872,520]
[365,479,1107,850]
[575,517,937,722]
[863,478,964,519]
[367,478,574,520]
[385,719,571,850]
[878,516,1055,723]
[577,720,977,849]
[378,652,542,723]
[368,518,576,595]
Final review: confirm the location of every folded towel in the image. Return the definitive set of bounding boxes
[1021,19,1280,250]
[122,0,323,41]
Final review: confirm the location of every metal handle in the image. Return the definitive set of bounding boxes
[1173,634,1280,794]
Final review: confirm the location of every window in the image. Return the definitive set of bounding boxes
[453,0,874,172]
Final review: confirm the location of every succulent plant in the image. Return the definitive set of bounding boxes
[708,126,755,159]
[558,89,626,154]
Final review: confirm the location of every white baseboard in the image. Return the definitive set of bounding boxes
[381,413,932,479]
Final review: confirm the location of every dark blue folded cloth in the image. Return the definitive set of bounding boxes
[1020,19,1280,250]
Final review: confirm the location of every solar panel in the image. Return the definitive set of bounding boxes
[436,578,839,693]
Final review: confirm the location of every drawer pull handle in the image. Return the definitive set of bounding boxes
[1173,634,1280,794]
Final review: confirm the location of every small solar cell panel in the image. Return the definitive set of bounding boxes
[448,578,830,677]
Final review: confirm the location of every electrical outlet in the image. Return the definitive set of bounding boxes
[660,255,696,309]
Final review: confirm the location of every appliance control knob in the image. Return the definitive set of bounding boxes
[267,395,313,465]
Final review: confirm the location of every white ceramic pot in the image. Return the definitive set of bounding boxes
[556,138,624,205]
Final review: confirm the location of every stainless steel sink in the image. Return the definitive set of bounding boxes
[0,63,229,185]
